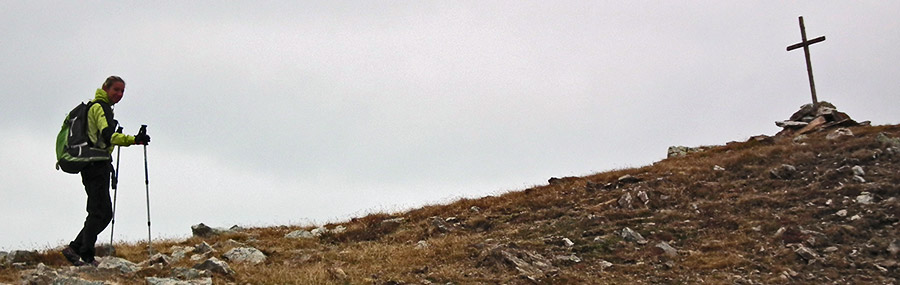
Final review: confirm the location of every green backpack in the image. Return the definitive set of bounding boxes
[55,101,112,174]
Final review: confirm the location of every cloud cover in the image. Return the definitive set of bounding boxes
[1,1,898,250]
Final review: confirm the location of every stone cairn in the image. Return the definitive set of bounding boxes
[775,101,868,137]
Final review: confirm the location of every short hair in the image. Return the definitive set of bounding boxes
[102,76,125,90]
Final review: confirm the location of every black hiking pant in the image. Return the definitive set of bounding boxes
[70,161,113,263]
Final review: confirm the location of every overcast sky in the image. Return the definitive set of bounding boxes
[2,2,898,250]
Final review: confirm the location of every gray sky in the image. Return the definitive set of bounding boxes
[2,1,898,250]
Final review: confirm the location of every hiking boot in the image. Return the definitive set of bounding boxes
[61,246,85,266]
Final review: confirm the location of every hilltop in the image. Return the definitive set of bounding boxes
[2,121,899,284]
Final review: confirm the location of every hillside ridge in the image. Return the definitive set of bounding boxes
[2,123,899,284]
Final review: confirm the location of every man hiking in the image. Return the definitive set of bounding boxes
[61,76,150,266]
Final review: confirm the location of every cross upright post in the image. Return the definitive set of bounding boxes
[787,16,826,108]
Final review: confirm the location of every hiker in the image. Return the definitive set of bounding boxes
[61,76,150,266]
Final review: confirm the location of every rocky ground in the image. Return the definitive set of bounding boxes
[1,122,898,284]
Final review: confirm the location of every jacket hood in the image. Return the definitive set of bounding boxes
[94,88,112,105]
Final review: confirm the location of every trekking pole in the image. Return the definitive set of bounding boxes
[110,126,123,251]
[139,125,152,257]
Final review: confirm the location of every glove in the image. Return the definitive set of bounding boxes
[134,133,151,145]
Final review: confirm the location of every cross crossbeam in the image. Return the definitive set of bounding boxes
[787,16,826,107]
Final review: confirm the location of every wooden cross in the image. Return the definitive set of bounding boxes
[787,16,826,107]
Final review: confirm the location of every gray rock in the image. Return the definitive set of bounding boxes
[851,166,865,176]
[713,165,726,171]
[856,192,874,204]
[285,230,314,239]
[794,245,820,265]
[147,277,213,285]
[0,251,7,266]
[20,263,58,285]
[836,209,848,217]
[775,120,809,128]
[554,254,582,265]
[617,193,633,208]
[170,267,212,280]
[876,132,900,147]
[655,242,678,258]
[193,242,214,255]
[637,191,650,205]
[415,240,429,249]
[667,146,703,158]
[148,253,172,267]
[331,225,347,234]
[826,128,853,140]
[310,226,328,237]
[193,257,234,276]
[853,175,866,183]
[598,260,613,270]
[170,246,195,261]
[191,223,234,238]
[621,227,648,245]
[617,174,641,184]
[223,247,267,265]
[98,256,141,273]
[382,217,406,225]
[429,216,453,233]
[769,164,798,180]
[470,206,482,213]
[888,239,900,256]
[484,245,557,281]
[51,276,106,285]
[7,250,38,264]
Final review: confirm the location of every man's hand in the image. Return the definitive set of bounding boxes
[134,133,151,145]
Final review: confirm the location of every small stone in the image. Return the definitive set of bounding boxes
[327,267,349,281]
[310,226,328,237]
[826,128,853,140]
[851,166,865,176]
[382,217,406,224]
[621,227,648,245]
[850,214,862,221]
[331,225,347,234]
[794,245,820,264]
[285,230,315,239]
[170,267,212,280]
[713,165,726,171]
[637,191,650,204]
[655,242,678,258]
[554,254,582,264]
[562,238,575,247]
[836,209,848,217]
[856,192,874,204]
[598,260,613,270]
[823,246,839,253]
[853,175,866,183]
[618,193,633,208]
[887,240,899,256]
[769,164,798,180]
[470,206,482,213]
[415,240,429,249]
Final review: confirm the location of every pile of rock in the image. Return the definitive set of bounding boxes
[775,102,867,137]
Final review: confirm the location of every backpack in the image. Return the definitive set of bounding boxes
[55,101,112,174]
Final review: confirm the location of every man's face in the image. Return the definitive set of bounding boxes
[105,82,125,104]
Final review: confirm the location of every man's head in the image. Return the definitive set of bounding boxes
[102,76,126,104]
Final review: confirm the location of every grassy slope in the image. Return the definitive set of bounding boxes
[3,124,898,284]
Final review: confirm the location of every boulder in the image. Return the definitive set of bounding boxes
[147,253,172,267]
[193,242,214,255]
[223,247,267,265]
[193,257,234,276]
